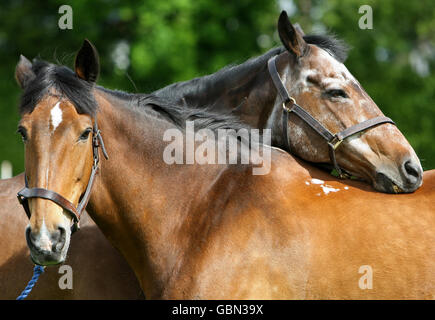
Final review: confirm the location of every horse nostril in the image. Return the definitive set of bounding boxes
[402,159,422,186]
[25,226,35,245]
[51,226,63,242]
[25,226,44,252]
[404,160,419,178]
[54,226,67,252]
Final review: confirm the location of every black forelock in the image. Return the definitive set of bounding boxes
[304,34,349,63]
[19,60,97,115]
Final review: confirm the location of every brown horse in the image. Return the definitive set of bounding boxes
[15,41,434,299]
[0,174,143,299]
[155,11,422,194]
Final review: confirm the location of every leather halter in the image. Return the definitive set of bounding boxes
[17,118,109,233]
[267,55,395,178]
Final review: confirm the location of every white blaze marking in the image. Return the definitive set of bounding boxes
[50,102,63,132]
[38,219,53,251]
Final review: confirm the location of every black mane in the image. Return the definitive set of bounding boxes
[154,47,285,106]
[19,33,347,133]
[19,60,249,133]
[102,89,249,132]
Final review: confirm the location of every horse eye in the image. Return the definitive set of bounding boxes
[17,126,28,142]
[326,89,348,99]
[78,128,92,141]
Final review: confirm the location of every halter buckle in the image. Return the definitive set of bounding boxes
[329,136,343,150]
[338,171,352,179]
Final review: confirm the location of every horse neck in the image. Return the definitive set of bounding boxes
[85,89,225,297]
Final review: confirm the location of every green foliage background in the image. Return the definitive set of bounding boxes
[0,0,433,175]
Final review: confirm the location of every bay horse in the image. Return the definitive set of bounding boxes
[0,174,143,299]
[15,40,434,299]
[155,11,423,194]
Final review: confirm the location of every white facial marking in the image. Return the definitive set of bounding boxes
[346,135,373,155]
[316,48,356,83]
[322,77,345,88]
[294,69,319,93]
[50,102,63,132]
[38,219,53,251]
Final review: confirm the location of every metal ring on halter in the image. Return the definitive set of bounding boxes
[282,97,296,112]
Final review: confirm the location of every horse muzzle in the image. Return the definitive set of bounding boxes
[25,225,69,265]
[375,157,423,194]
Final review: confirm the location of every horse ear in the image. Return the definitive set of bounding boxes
[277,11,307,58]
[75,39,100,83]
[15,55,35,89]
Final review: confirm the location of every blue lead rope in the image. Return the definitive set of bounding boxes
[16,265,45,300]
